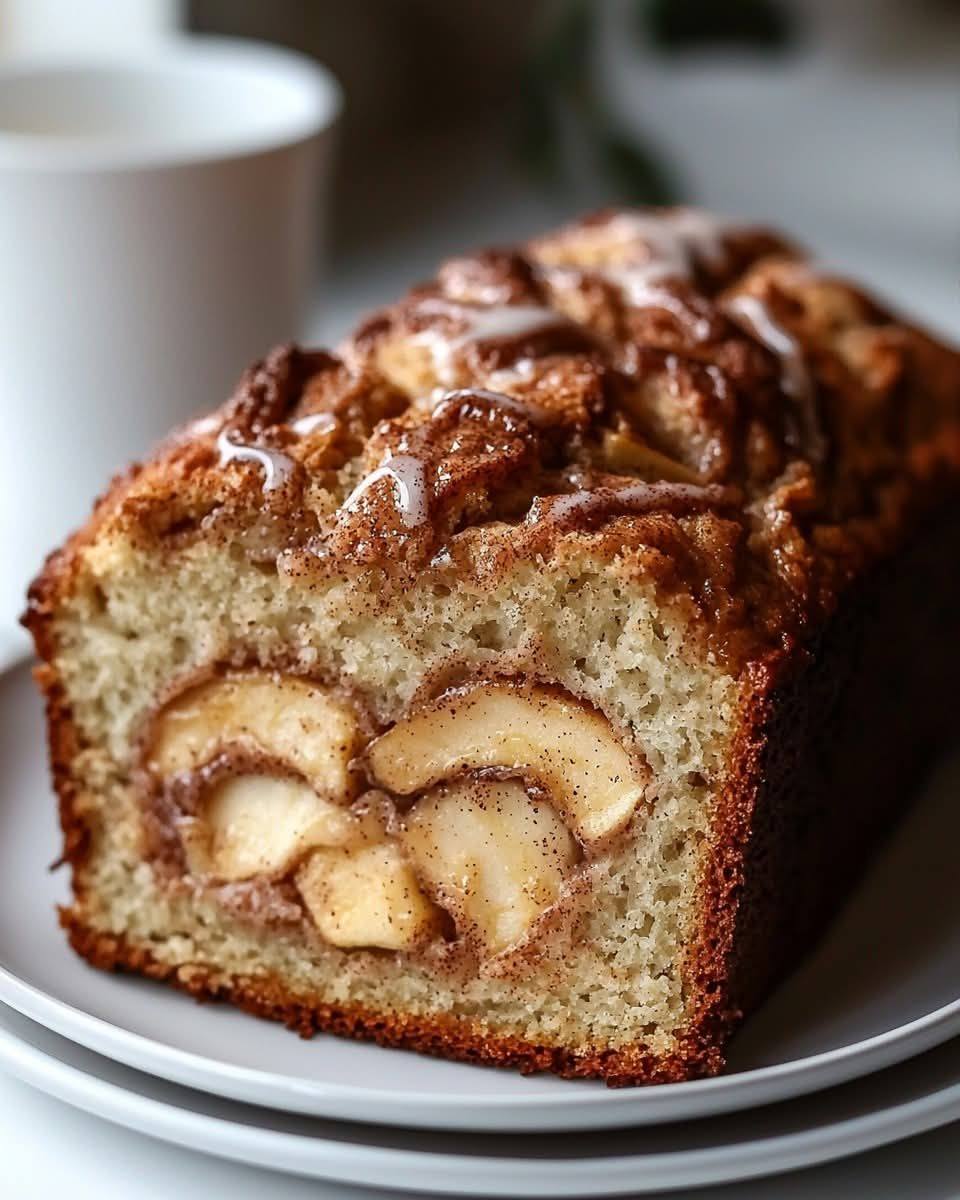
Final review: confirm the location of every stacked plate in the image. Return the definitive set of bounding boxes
[3,658,960,1195]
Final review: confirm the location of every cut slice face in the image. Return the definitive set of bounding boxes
[147,673,361,798]
[296,843,443,950]
[402,778,580,956]
[181,774,380,882]
[367,681,646,846]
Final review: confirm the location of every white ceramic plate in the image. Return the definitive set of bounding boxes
[3,660,960,1132]
[0,628,27,674]
[6,999,960,1196]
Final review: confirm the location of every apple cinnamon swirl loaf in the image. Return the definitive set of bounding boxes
[25,209,960,1085]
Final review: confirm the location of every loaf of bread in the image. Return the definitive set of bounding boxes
[25,209,960,1085]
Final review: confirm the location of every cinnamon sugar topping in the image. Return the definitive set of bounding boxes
[72,206,960,657]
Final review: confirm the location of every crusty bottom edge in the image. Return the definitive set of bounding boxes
[61,907,723,1088]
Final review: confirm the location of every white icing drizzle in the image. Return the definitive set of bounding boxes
[529,481,727,525]
[340,454,428,529]
[486,357,538,391]
[545,210,730,336]
[726,294,825,461]
[601,267,693,309]
[413,298,564,384]
[431,387,552,427]
[289,411,338,437]
[607,269,715,341]
[542,261,687,316]
[603,209,730,275]
[726,295,808,399]
[216,429,295,492]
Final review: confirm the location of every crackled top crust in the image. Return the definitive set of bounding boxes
[26,208,960,668]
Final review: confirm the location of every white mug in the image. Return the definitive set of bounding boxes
[0,36,341,650]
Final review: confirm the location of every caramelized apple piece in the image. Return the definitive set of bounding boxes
[403,778,579,956]
[148,673,360,798]
[601,430,701,483]
[296,843,442,950]
[181,775,380,882]
[367,681,646,846]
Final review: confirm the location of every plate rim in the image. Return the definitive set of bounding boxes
[5,905,960,1132]
[6,656,960,1133]
[3,1001,960,1197]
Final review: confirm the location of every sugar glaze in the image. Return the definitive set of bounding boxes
[216,429,295,492]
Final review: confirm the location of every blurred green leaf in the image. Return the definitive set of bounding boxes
[597,131,676,205]
[534,0,593,85]
[517,70,563,184]
[517,0,680,205]
[640,0,794,52]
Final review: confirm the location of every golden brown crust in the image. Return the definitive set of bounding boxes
[719,505,960,1027]
[677,655,782,1058]
[61,913,721,1087]
[23,207,960,670]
